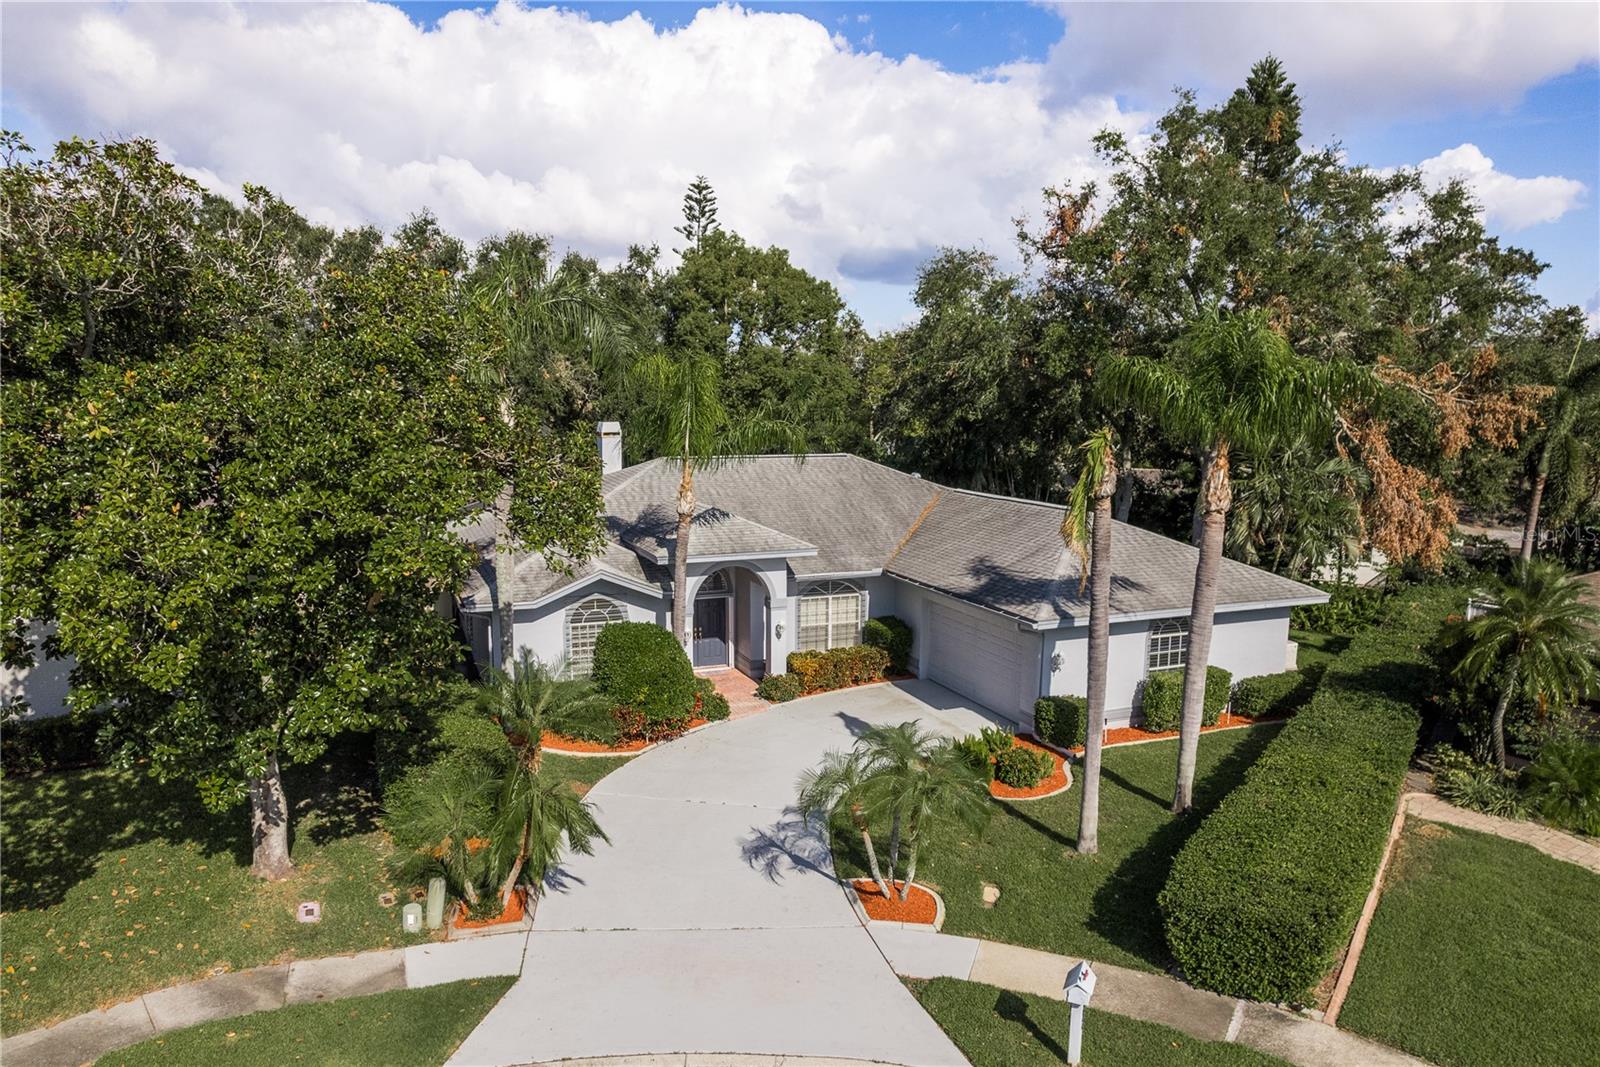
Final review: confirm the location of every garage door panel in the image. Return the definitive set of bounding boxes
[925,600,1037,722]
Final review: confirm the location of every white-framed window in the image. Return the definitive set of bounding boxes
[565,595,625,678]
[797,581,864,651]
[1147,618,1188,673]
[697,570,730,595]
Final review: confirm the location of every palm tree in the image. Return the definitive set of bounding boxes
[796,748,893,899]
[632,349,803,647]
[1226,441,1366,580]
[475,651,615,769]
[472,241,634,667]
[1062,427,1116,855]
[1453,560,1600,769]
[1520,346,1599,560]
[1101,310,1343,812]
[387,765,496,908]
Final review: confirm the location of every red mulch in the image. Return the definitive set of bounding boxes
[1067,712,1277,753]
[990,736,1071,800]
[852,879,939,924]
[541,718,709,754]
[453,888,528,930]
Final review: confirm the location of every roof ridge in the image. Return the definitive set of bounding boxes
[884,489,944,568]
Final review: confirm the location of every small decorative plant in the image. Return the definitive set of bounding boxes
[994,745,1053,789]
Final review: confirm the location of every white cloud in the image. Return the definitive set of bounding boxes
[0,0,1139,316]
[1586,291,1600,335]
[1039,1,1599,130]
[1414,143,1587,230]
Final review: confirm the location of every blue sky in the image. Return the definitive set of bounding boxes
[6,1,1596,330]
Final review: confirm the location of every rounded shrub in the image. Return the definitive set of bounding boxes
[1033,696,1087,748]
[755,672,803,703]
[693,677,732,722]
[1140,666,1232,731]
[862,615,913,673]
[1231,670,1313,720]
[994,745,1053,789]
[591,622,695,728]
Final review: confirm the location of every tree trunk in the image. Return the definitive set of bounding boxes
[248,752,294,880]
[1490,684,1512,771]
[899,842,919,902]
[1078,452,1116,856]
[886,812,902,885]
[1520,469,1547,562]
[1174,443,1230,814]
[499,816,533,907]
[1189,448,1212,546]
[493,505,517,671]
[856,816,891,899]
[671,460,695,647]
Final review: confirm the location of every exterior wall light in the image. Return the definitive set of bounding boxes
[1050,652,1063,673]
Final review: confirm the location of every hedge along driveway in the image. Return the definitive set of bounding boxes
[1159,584,1466,1003]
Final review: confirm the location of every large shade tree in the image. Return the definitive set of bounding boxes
[1102,310,1342,812]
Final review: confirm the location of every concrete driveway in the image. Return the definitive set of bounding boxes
[449,679,1005,1067]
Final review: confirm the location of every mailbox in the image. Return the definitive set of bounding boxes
[1065,960,1097,1005]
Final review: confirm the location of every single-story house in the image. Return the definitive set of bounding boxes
[459,424,1327,731]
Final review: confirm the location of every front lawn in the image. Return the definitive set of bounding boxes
[912,977,1289,1066]
[1289,627,1347,684]
[95,976,513,1067]
[0,739,631,1033]
[832,724,1280,972]
[1338,820,1600,1067]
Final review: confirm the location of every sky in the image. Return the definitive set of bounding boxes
[2,1,1596,333]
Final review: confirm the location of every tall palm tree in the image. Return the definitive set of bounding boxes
[632,349,803,646]
[1226,442,1366,580]
[1062,427,1117,855]
[1520,346,1599,560]
[472,243,633,667]
[1454,560,1600,769]
[1101,310,1343,812]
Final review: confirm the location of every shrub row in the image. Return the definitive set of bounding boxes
[1032,696,1087,749]
[0,713,103,775]
[1230,670,1314,720]
[786,644,891,693]
[755,672,804,703]
[1158,584,1463,1003]
[1140,666,1232,733]
[862,616,913,674]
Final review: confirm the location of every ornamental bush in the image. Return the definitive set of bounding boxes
[694,677,732,722]
[592,622,696,729]
[0,713,104,775]
[1230,670,1314,720]
[755,672,803,702]
[1032,696,1087,749]
[786,644,891,693]
[994,744,1053,789]
[1158,585,1462,1003]
[1140,666,1232,732]
[862,615,914,673]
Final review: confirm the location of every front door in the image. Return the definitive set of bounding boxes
[693,596,729,667]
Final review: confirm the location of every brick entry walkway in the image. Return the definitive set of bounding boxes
[702,669,771,719]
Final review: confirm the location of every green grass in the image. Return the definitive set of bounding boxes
[1338,820,1600,1067]
[542,751,633,793]
[1289,628,1347,684]
[911,977,1289,1066]
[833,724,1280,972]
[0,739,631,1034]
[94,977,513,1067]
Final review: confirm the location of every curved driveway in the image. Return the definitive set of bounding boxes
[450,679,1005,1067]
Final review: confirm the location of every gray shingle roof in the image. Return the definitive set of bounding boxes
[473,453,1326,623]
[460,539,667,610]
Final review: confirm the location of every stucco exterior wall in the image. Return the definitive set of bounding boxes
[496,579,667,672]
[1,622,74,720]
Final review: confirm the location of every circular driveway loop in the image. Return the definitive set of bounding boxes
[449,679,1008,1067]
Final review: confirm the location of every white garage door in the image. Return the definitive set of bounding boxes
[925,599,1039,722]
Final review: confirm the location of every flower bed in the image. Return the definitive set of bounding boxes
[852,879,940,925]
[991,737,1072,800]
[452,888,529,931]
[541,718,708,756]
[1066,711,1274,753]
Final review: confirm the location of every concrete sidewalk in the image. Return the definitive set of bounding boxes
[0,935,530,1067]
[871,926,1432,1067]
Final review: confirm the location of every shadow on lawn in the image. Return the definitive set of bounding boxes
[0,733,383,911]
[995,989,1071,1060]
[1085,722,1280,969]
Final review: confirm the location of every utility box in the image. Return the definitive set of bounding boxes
[402,902,423,934]
[426,877,446,929]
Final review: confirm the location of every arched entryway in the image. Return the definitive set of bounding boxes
[689,565,779,677]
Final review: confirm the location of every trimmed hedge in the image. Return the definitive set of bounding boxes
[1230,670,1313,721]
[1033,696,1087,749]
[1,713,104,775]
[755,672,803,703]
[1140,666,1232,732]
[592,622,696,728]
[862,616,913,673]
[786,644,891,693]
[694,677,732,722]
[994,744,1053,788]
[1158,584,1464,1003]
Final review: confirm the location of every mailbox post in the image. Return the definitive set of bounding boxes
[1063,960,1097,1065]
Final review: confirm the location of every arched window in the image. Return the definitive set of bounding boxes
[696,570,730,596]
[797,580,863,651]
[565,595,624,678]
[1147,618,1189,673]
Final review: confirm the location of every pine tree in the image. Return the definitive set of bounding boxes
[1221,56,1303,184]
[674,175,719,254]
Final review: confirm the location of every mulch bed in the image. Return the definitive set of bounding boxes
[1067,712,1279,752]
[453,888,528,930]
[541,718,709,755]
[852,879,939,924]
[795,671,917,699]
[990,736,1071,800]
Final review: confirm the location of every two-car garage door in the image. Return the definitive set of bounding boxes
[925,599,1040,723]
